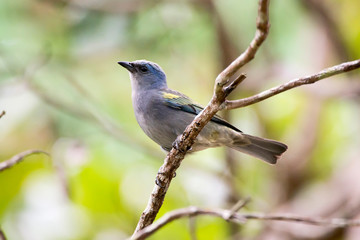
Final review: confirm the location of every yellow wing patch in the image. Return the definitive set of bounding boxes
[163,92,180,99]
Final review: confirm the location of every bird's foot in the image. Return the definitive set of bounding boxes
[157,170,176,178]
[155,171,176,188]
[172,140,183,152]
[155,176,165,188]
[172,139,192,152]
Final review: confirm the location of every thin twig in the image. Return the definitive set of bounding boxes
[0,150,49,172]
[224,197,251,221]
[131,206,360,240]
[0,111,5,119]
[223,74,247,97]
[243,213,360,227]
[225,59,360,109]
[132,0,271,235]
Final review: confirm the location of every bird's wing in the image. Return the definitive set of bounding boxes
[161,90,242,133]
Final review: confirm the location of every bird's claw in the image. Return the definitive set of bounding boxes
[172,140,183,152]
[155,176,165,188]
[172,140,192,152]
[155,171,177,188]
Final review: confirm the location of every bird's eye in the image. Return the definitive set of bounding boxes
[139,66,148,73]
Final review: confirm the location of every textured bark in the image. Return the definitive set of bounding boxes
[0,150,49,172]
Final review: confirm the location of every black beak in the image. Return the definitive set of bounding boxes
[118,61,135,73]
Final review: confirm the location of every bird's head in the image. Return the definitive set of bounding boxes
[118,60,167,91]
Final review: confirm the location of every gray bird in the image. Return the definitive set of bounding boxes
[118,60,287,164]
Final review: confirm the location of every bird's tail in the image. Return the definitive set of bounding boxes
[229,134,288,164]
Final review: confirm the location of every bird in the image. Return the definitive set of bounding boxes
[118,60,287,164]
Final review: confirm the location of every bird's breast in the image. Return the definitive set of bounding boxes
[132,91,179,148]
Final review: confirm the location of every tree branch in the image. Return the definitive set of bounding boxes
[131,206,360,240]
[132,0,271,236]
[0,150,49,172]
[225,59,360,110]
[0,111,5,119]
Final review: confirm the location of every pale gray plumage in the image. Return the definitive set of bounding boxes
[118,60,287,164]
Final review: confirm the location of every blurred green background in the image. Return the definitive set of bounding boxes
[1,0,360,239]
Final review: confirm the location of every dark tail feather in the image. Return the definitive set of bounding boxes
[230,134,288,164]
